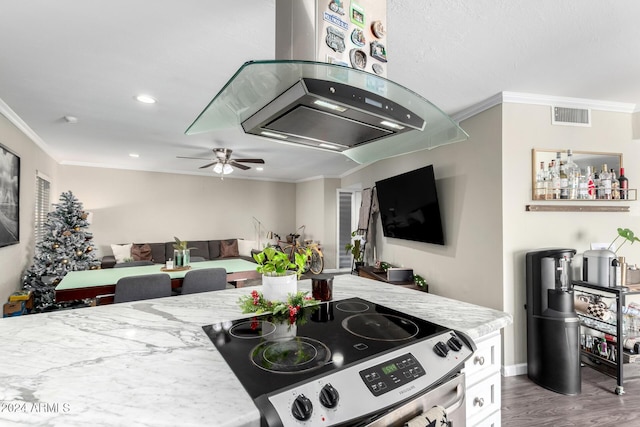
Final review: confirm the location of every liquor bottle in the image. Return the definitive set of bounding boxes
[619,167,629,200]
[565,149,580,199]
[593,167,600,199]
[600,164,612,200]
[559,161,568,199]
[610,169,620,200]
[550,156,561,199]
[535,161,546,200]
[587,166,596,199]
[578,169,589,200]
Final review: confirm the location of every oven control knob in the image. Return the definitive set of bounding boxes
[434,341,450,357]
[447,335,464,352]
[291,394,313,421]
[319,383,340,408]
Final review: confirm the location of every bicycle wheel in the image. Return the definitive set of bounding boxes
[309,247,324,274]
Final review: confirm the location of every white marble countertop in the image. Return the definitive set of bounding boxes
[0,275,511,427]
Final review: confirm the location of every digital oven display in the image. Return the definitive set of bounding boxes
[381,363,398,375]
[359,353,425,396]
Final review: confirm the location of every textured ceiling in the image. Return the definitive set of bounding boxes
[1,0,639,182]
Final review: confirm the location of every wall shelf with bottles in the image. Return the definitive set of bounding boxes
[531,149,633,203]
[525,204,631,212]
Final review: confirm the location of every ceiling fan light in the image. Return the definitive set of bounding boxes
[223,164,233,174]
[213,163,223,174]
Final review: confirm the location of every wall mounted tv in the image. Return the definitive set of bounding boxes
[375,165,445,245]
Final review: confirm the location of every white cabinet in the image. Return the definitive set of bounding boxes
[464,331,502,427]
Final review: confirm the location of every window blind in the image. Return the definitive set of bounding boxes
[35,173,51,243]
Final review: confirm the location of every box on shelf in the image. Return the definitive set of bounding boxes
[627,268,640,285]
[3,301,26,318]
[9,290,31,301]
[8,290,33,310]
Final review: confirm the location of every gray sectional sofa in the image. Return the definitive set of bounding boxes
[101,239,255,269]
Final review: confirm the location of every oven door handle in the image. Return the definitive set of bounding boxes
[443,382,465,415]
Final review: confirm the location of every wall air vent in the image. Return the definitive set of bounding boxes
[551,106,591,127]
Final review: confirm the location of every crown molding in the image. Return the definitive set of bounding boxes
[452,92,637,123]
[0,96,59,161]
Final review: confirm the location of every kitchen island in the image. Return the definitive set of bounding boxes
[0,275,511,426]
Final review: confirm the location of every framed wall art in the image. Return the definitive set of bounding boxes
[0,143,19,247]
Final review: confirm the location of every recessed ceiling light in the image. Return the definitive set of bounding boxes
[63,115,78,124]
[129,153,140,158]
[256,167,264,171]
[135,94,157,104]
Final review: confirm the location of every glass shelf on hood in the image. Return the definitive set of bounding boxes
[185,60,468,164]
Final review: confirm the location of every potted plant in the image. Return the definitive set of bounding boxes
[608,228,639,254]
[173,236,196,267]
[345,231,365,267]
[414,274,429,292]
[253,246,310,302]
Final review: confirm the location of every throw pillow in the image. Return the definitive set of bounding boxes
[220,239,239,258]
[237,239,256,257]
[131,243,153,261]
[111,243,133,264]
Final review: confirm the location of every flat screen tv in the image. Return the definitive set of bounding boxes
[375,165,445,245]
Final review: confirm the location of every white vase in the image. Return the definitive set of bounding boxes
[261,272,297,302]
[269,321,297,342]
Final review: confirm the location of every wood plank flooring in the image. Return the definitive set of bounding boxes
[501,364,640,426]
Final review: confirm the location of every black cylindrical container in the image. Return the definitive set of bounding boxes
[311,274,334,301]
[525,248,581,395]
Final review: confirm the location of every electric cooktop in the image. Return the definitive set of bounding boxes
[202,297,475,426]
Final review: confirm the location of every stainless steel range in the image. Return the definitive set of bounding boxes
[203,297,475,426]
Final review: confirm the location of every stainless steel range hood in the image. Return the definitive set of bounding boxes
[186,60,467,164]
[185,0,468,164]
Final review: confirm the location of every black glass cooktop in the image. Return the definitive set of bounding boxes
[202,297,448,399]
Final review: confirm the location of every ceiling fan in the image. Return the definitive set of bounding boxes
[177,148,265,176]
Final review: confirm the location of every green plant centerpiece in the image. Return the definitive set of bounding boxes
[253,246,308,278]
[345,230,364,264]
[252,246,311,303]
[173,236,196,267]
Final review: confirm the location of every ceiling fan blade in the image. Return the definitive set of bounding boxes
[177,156,214,160]
[199,162,218,169]
[234,158,265,164]
[230,161,251,170]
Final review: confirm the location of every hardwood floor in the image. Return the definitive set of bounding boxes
[502,364,640,426]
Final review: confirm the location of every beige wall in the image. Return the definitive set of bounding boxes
[341,106,504,308]
[0,113,58,302]
[57,166,297,259]
[294,178,340,270]
[502,104,640,367]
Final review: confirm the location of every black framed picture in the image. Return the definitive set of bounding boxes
[0,143,19,247]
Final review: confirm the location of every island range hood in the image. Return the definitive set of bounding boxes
[186,1,468,164]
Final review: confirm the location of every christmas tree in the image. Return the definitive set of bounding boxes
[22,191,101,311]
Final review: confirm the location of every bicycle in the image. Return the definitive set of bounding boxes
[280,226,324,275]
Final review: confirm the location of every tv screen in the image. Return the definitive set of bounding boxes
[375,165,445,245]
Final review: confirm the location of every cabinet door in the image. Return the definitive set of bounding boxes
[466,371,501,426]
[464,332,501,384]
[464,332,502,426]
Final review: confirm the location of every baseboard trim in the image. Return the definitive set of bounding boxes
[502,363,527,377]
